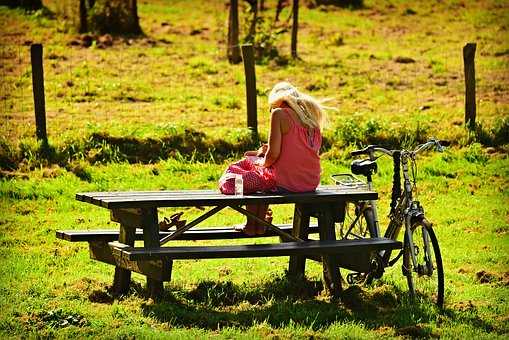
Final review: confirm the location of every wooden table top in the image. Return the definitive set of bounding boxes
[76,185,377,209]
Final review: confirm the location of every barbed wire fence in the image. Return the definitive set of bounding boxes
[0,37,485,148]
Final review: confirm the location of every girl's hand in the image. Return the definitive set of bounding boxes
[244,150,258,157]
[244,144,268,157]
[256,144,268,157]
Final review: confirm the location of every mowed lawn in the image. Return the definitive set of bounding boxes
[0,0,508,338]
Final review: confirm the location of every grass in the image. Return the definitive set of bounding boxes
[0,152,507,338]
[0,0,508,338]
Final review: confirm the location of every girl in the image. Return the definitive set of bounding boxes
[219,82,328,235]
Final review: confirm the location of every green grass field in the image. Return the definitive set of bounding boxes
[1,0,508,338]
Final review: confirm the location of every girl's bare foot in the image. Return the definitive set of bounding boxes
[255,208,272,235]
[234,224,257,236]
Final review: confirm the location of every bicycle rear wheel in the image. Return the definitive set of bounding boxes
[338,202,376,239]
[403,219,444,308]
[338,203,381,284]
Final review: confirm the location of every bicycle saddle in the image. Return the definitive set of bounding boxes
[351,159,377,177]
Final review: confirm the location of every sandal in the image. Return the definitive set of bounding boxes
[265,208,273,224]
[255,208,273,235]
[159,212,187,231]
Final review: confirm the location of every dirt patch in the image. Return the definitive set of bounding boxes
[474,270,509,286]
[20,309,88,330]
[374,326,393,336]
[0,170,29,179]
[394,56,415,64]
[340,285,396,313]
[396,324,439,338]
[89,289,115,304]
[458,268,469,274]
[453,300,476,312]
[504,272,509,286]
[368,285,399,311]
[494,226,509,234]
[476,270,502,284]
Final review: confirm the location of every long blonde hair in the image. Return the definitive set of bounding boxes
[268,82,329,131]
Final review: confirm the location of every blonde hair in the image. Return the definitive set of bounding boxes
[268,82,329,131]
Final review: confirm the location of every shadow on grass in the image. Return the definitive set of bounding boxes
[137,275,496,334]
[0,128,259,172]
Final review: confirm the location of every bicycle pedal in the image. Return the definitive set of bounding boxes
[347,273,365,285]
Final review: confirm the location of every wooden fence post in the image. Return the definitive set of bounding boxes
[463,43,476,130]
[30,43,47,142]
[291,0,299,59]
[241,44,258,137]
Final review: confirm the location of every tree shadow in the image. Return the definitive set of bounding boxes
[139,275,497,334]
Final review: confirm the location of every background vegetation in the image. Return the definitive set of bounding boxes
[0,0,507,338]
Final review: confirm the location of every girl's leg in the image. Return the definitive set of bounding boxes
[243,204,271,235]
[243,204,258,236]
[255,204,270,235]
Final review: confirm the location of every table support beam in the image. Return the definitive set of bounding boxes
[318,203,342,299]
[142,207,167,300]
[288,203,310,277]
[159,205,226,246]
[112,224,136,296]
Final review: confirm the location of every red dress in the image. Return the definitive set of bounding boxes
[219,108,322,194]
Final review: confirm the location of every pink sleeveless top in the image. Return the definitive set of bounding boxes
[270,108,322,192]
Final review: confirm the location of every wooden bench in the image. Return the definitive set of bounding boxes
[57,186,402,299]
[56,224,320,242]
[110,238,400,260]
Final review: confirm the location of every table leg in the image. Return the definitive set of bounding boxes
[142,207,168,300]
[318,204,342,299]
[112,225,136,295]
[288,204,310,277]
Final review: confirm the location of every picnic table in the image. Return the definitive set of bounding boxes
[57,186,401,299]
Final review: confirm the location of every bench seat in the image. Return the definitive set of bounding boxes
[56,224,319,242]
[110,238,402,261]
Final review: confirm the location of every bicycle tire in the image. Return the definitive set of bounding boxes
[403,219,444,308]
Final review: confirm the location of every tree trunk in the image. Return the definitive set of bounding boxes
[87,0,142,35]
[79,0,88,33]
[227,0,242,64]
[275,0,285,22]
[130,0,140,31]
[246,0,258,43]
[291,0,299,59]
[259,0,265,11]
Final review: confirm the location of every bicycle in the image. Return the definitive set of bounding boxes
[331,139,446,307]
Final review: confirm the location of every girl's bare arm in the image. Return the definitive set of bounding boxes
[262,109,283,167]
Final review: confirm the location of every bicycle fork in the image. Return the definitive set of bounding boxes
[404,211,435,278]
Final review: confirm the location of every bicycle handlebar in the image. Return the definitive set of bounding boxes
[350,145,393,157]
[350,139,449,158]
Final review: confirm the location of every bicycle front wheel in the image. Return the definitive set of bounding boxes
[403,219,444,308]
